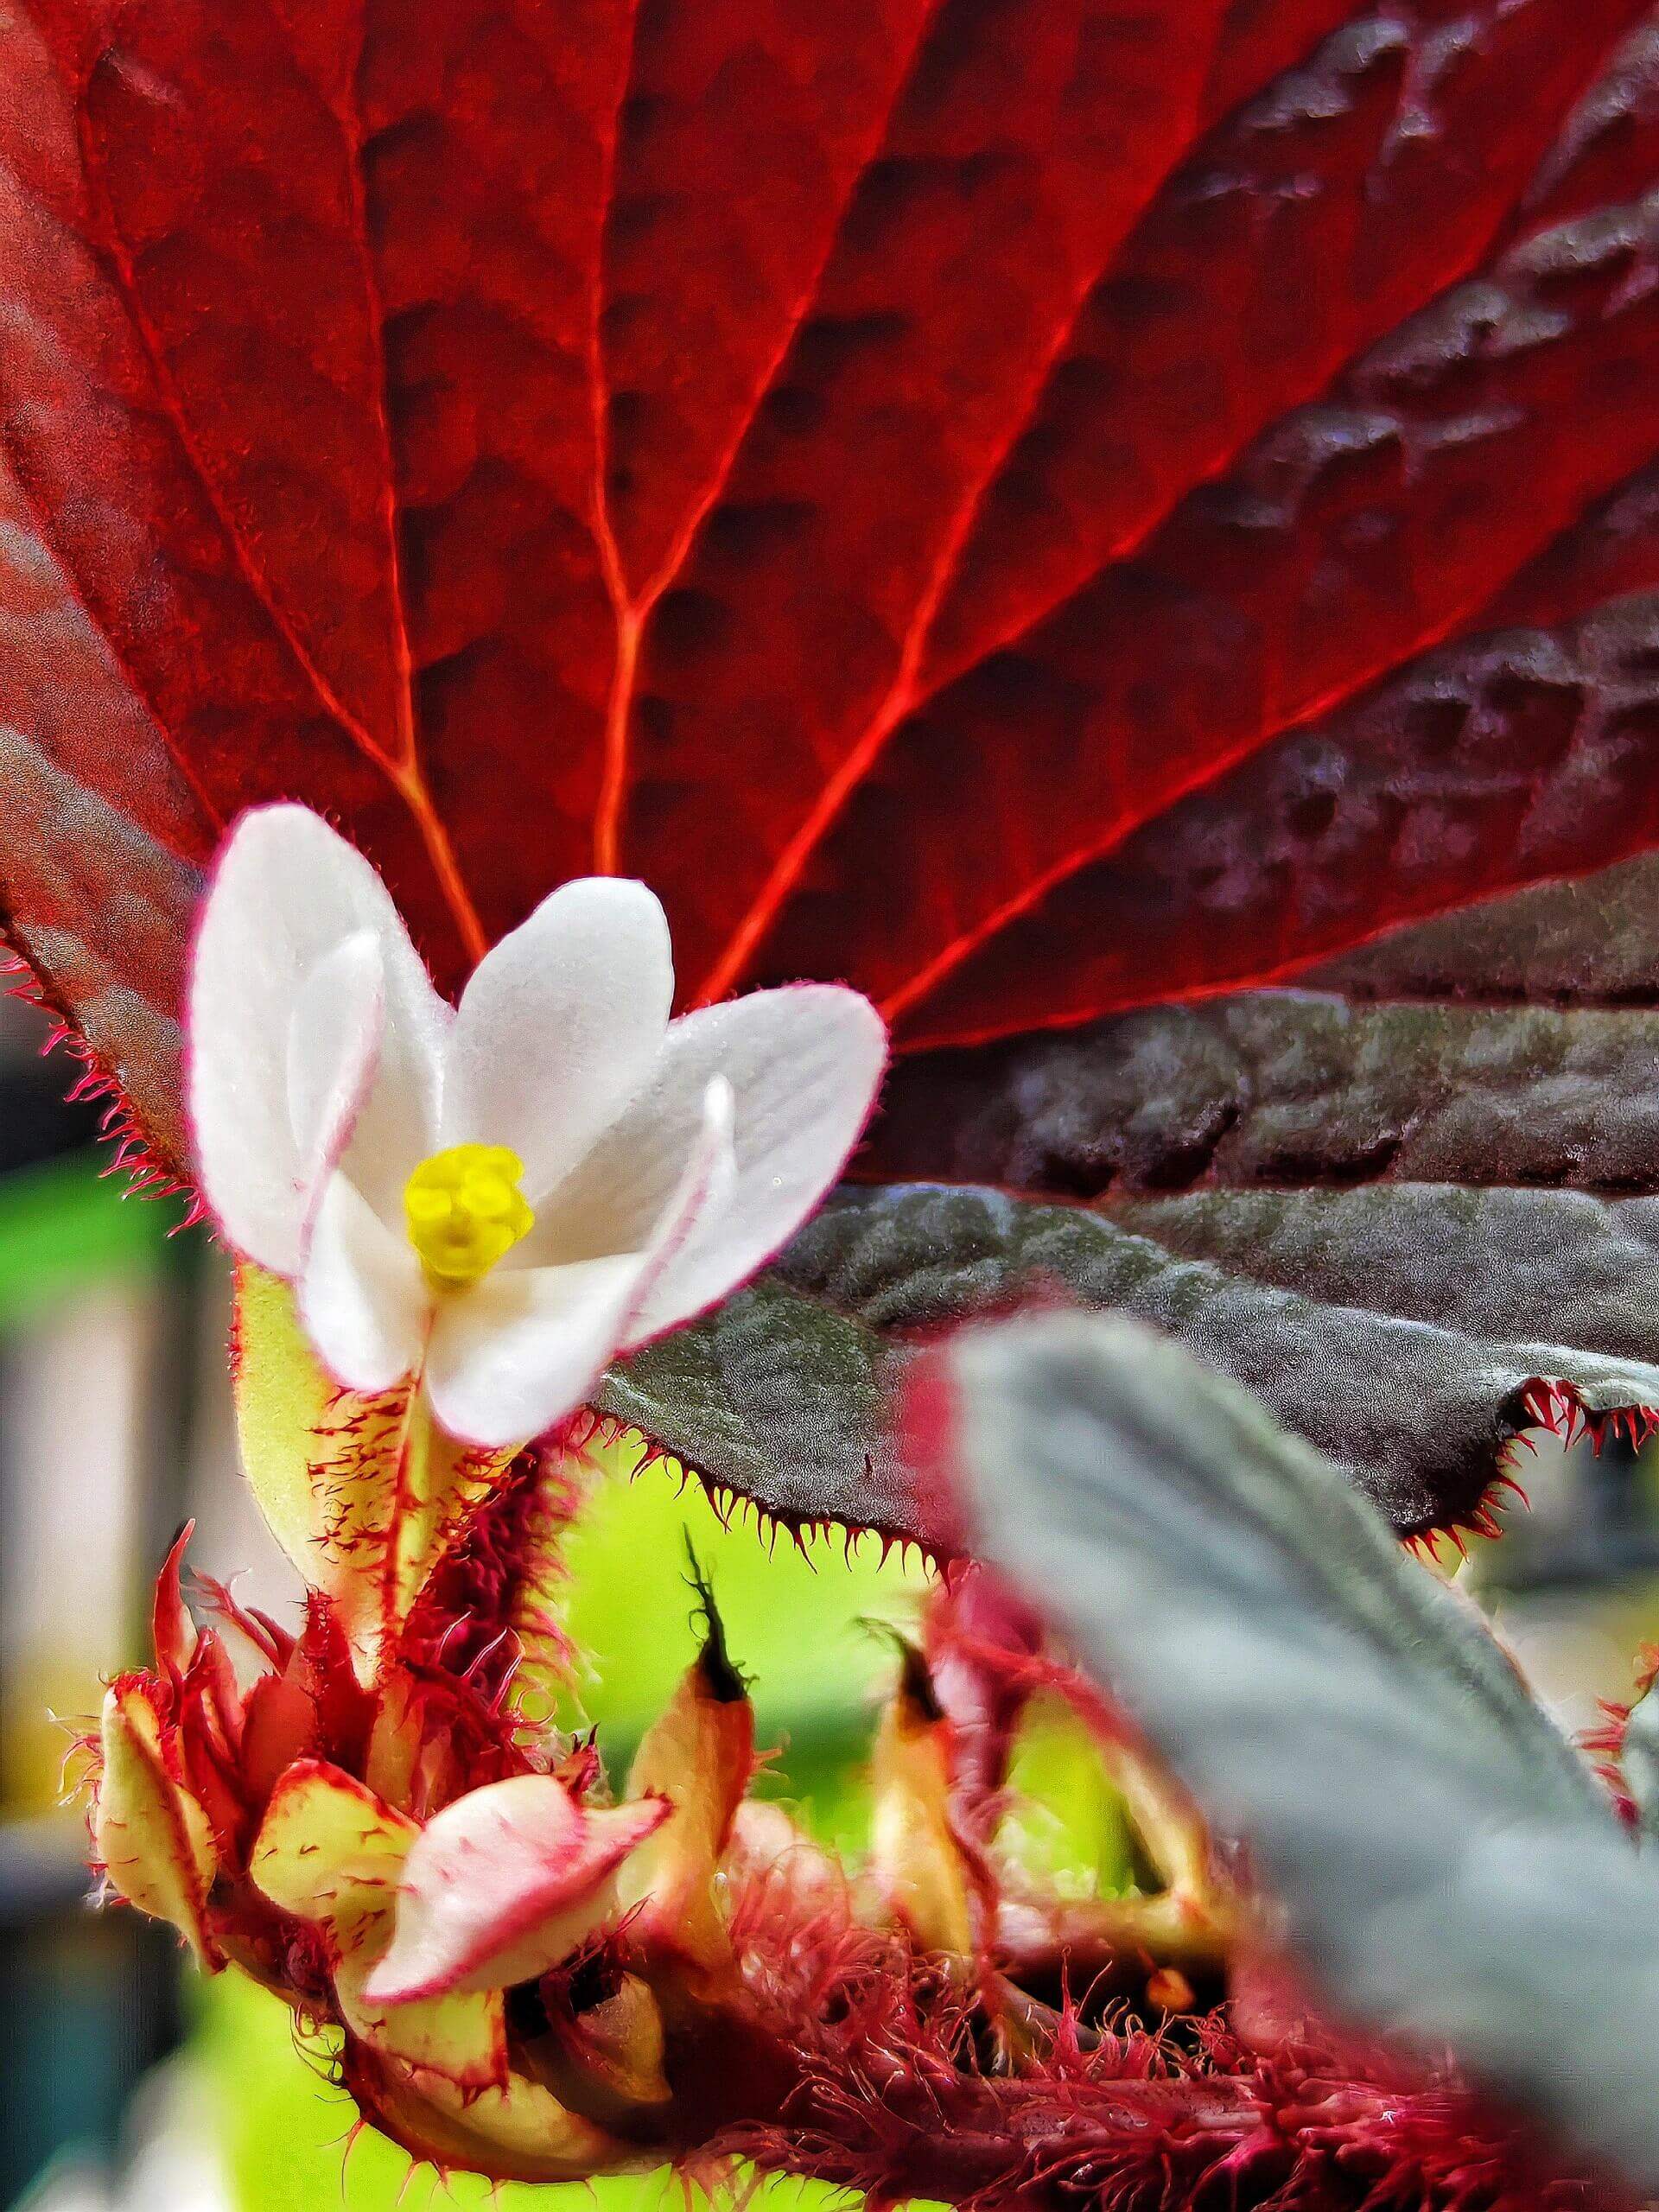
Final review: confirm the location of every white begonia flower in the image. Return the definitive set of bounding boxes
[188,804,887,1449]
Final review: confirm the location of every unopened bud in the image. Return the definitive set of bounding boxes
[521,1969,673,2134]
[95,1679,219,1965]
[616,1575,754,1999]
[869,1641,979,1959]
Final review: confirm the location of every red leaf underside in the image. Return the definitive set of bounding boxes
[3,2,1659,1134]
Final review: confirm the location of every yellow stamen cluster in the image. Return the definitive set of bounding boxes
[404,1144,534,1290]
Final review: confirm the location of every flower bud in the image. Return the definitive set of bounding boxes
[94,1679,219,1965]
[869,1641,981,1959]
[615,1602,755,1999]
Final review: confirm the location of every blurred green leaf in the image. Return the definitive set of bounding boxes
[557,1445,931,1752]
[0,1152,174,1325]
[950,1311,1659,2190]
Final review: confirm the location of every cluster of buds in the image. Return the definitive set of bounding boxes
[85,1472,765,2179]
[79,1433,1247,2190]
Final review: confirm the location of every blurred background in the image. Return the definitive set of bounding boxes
[2,989,1652,2211]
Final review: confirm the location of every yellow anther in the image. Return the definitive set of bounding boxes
[404,1144,534,1290]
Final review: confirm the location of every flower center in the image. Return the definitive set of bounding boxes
[404,1144,534,1290]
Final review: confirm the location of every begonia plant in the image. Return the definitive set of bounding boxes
[7,0,1659,2204]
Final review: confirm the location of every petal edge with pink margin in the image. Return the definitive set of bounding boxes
[362,1778,671,2004]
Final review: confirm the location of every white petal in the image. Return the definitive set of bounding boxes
[425,1080,734,1450]
[530,986,886,1344]
[424,1253,646,1448]
[637,1075,737,1297]
[299,1174,429,1395]
[440,877,672,1203]
[286,931,384,1244]
[188,805,450,1273]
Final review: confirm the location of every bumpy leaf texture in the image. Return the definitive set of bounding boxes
[4,1,1659,1142]
[8,0,1659,1541]
[603,855,1659,1541]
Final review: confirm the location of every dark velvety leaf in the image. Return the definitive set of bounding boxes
[944,1312,1659,2190]
[868,985,1659,1197]
[4,1,1659,1169]
[1308,848,1659,1004]
[600,1177,1659,1544]
[603,858,1659,1546]
[596,1274,911,1541]
[868,857,1659,1371]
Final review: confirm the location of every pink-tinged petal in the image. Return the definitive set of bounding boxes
[533,986,886,1342]
[435,1079,732,1449]
[188,805,448,1271]
[297,1176,427,1395]
[609,1074,740,1351]
[249,1761,503,2088]
[423,1252,647,1448]
[95,1680,218,1963]
[362,1776,670,2004]
[285,930,384,1245]
[331,1900,506,2088]
[441,877,672,1203]
[636,1074,738,1297]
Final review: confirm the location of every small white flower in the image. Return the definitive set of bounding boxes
[188,804,887,1448]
